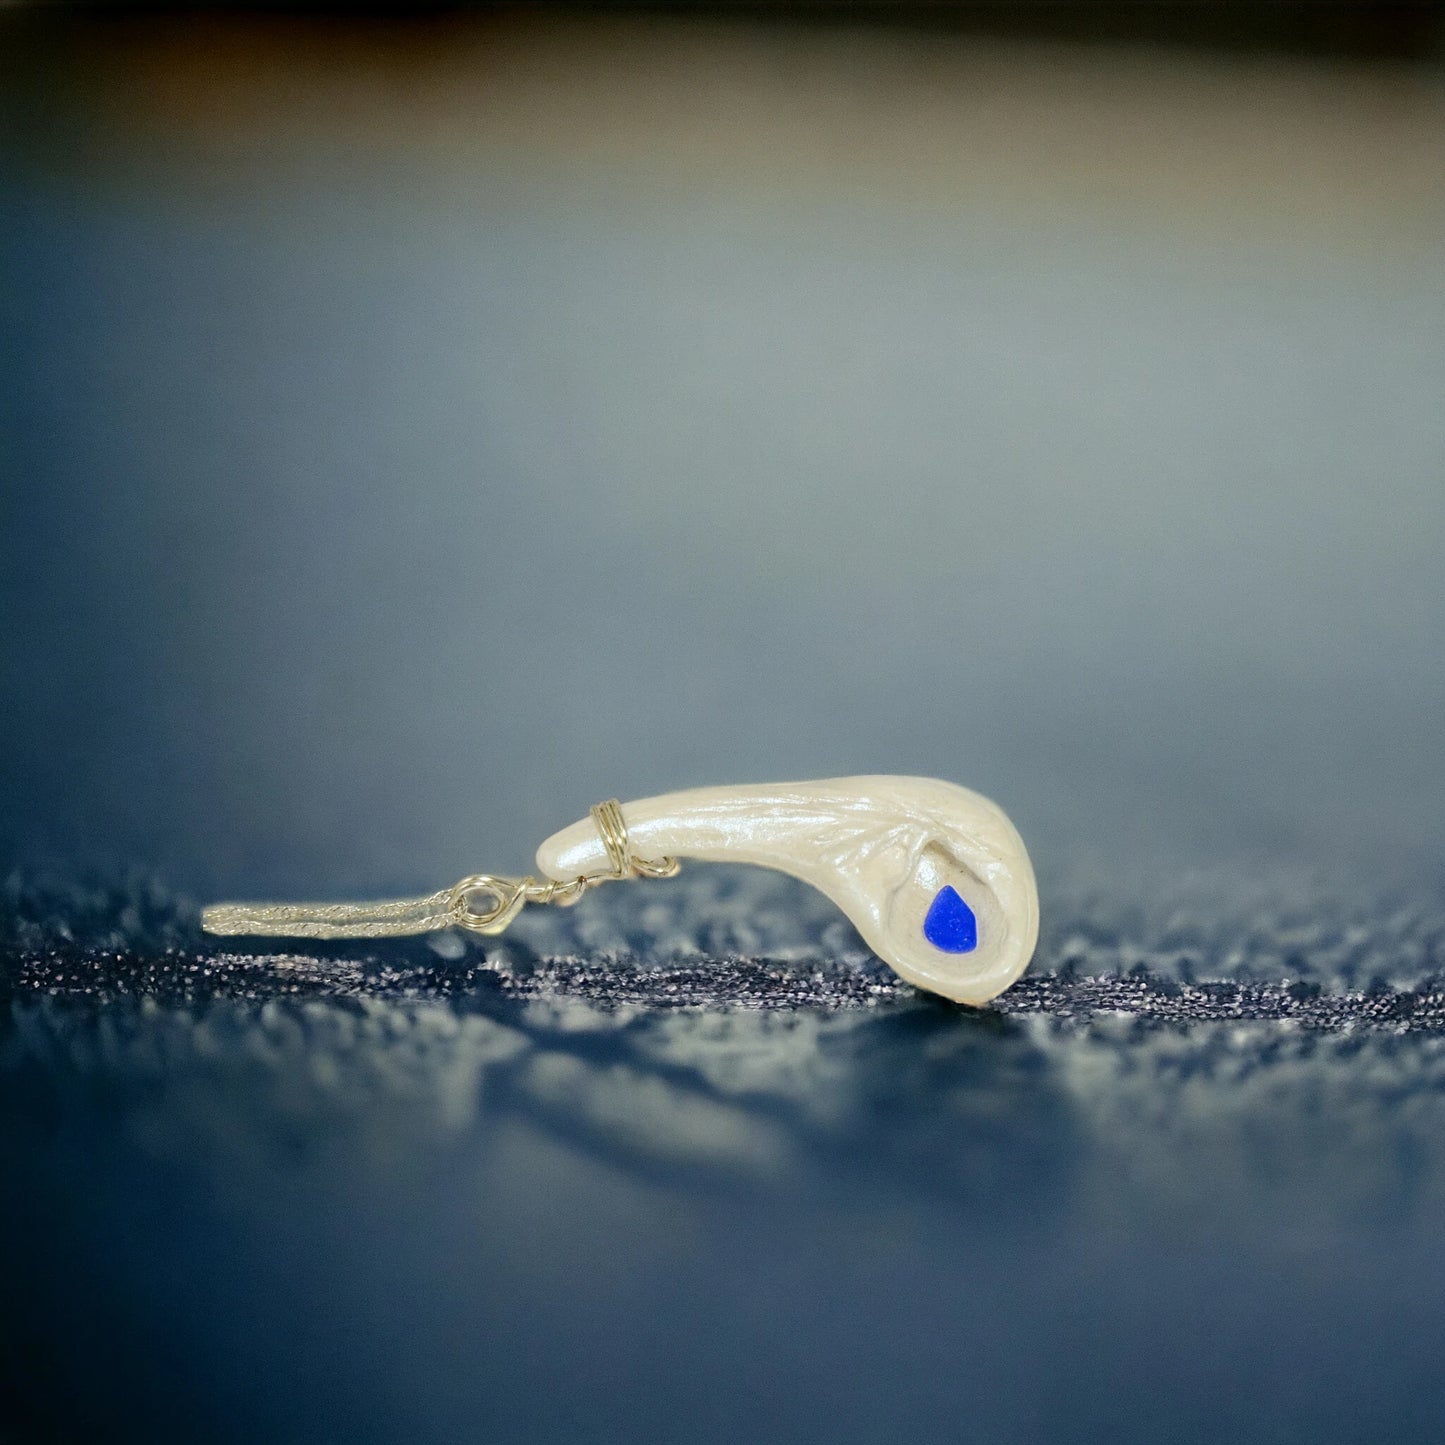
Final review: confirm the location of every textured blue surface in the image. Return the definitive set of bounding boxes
[923,884,978,952]
[4,864,1445,1444]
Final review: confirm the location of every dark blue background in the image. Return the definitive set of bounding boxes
[3,15,1444,1441]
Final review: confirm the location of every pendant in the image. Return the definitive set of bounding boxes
[203,775,1039,1006]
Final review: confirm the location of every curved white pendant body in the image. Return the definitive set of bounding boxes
[536,775,1039,1006]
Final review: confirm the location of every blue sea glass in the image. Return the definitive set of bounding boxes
[923,885,977,953]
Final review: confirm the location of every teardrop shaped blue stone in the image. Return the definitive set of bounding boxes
[923,885,977,953]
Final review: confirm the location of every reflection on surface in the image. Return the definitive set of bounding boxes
[9,983,1445,1223]
[8,970,1445,1439]
[1,992,1066,1202]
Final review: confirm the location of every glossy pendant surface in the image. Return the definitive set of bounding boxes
[537,775,1038,1006]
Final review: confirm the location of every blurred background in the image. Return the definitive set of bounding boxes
[4,1,1443,902]
[3,4,1445,1442]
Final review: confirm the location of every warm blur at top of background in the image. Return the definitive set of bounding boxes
[2,2,1443,910]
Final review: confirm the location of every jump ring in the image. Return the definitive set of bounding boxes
[448,873,527,934]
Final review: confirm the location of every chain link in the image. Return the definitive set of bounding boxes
[202,799,679,940]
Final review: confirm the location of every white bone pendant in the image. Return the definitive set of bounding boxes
[536,776,1039,1006]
